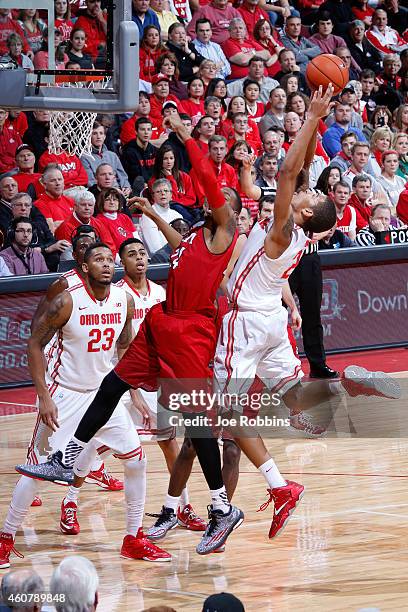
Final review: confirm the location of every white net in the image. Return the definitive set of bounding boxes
[47,77,112,158]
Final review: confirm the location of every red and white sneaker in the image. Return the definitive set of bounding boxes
[31,496,42,507]
[60,500,80,535]
[85,464,124,491]
[342,366,401,400]
[177,504,206,531]
[289,412,326,438]
[121,529,171,562]
[258,481,305,539]
[0,532,24,569]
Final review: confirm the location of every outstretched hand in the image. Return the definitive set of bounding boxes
[242,153,257,171]
[308,84,335,120]
[128,196,155,217]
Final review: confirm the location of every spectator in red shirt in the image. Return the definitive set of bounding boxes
[193,115,216,153]
[38,149,88,190]
[351,1,375,27]
[95,188,138,254]
[55,189,117,257]
[74,0,107,66]
[180,77,206,126]
[148,143,196,221]
[243,79,265,123]
[5,111,28,139]
[222,18,270,80]
[0,109,22,175]
[149,73,179,122]
[228,112,262,155]
[35,167,75,233]
[0,9,33,59]
[120,92,168,148]
[139,25,166,82]
[366,8,408,57]
[252,19,283,78]
[190,134,238,206]
[54,0,75,41]
[397,184,408,224]
[187,0,241,45]
[18,9,45,54]
[12,144,41,193]
[238,0,269,38]
[348,174,376,230]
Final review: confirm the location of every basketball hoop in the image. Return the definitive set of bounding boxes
[47,76,112,158]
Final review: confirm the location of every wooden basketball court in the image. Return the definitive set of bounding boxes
[1,375,407,611]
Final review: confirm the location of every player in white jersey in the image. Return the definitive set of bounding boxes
[34,226,125,493]
[214,86,339,540]
[116,237,206,532]
[215,86,401,541]
[0,243,170,568]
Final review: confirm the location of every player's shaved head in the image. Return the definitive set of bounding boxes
[83,242,112,263]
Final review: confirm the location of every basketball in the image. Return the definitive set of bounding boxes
[306,54,349,95]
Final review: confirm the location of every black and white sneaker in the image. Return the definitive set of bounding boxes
[146,506,178,540]
[15,451,74,485]
[196,505,244,555]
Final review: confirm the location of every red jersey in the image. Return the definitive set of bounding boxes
[38,151,88,188]
[55,18,74,41]
[167,226,238,317]
[180,99,205,127]
[13,172,41,192]
[336,205,356,236]
[35,193,75,224]
[139,47,164,82]
[5,112,28,138]
[95,213,136,250]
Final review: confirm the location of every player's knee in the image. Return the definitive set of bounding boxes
[222,440,241,466]
[179,437,196,461]
[123,452,147,475]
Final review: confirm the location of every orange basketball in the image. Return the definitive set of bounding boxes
[306,54,349,95]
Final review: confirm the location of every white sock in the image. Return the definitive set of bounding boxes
[3,476,38,537]
[210,486,230,513]
[90,456,103,473]
[259,458,287,489]
[164,494,179,513]
[179,488,189,509]
[73,443,99,478]
[124,455,147,537]
[64,486,79,505]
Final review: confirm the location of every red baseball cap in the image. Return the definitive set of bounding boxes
[152,73,169,85]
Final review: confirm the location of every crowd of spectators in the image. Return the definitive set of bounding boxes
[1,0,408,275]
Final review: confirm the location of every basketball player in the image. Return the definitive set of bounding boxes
[214,85,400,539]
[17,117,246,556]
[116,237,206,532]
[2,243,170,568]
[33,225,125,493]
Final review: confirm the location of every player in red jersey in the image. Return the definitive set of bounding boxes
[17,115,245,556]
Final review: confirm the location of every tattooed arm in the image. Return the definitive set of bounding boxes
[28,291,73,431]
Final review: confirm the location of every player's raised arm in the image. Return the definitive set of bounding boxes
[270,86,334,250]
[28,291,73,431]
[128,196,183,250]
[165,115,234,230]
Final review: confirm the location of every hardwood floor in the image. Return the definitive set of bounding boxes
[1,379,407,611]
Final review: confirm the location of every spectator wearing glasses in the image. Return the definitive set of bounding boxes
[0,217,48,275]
[139,178,182,254]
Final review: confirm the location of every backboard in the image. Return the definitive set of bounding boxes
[0,0,139,112]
